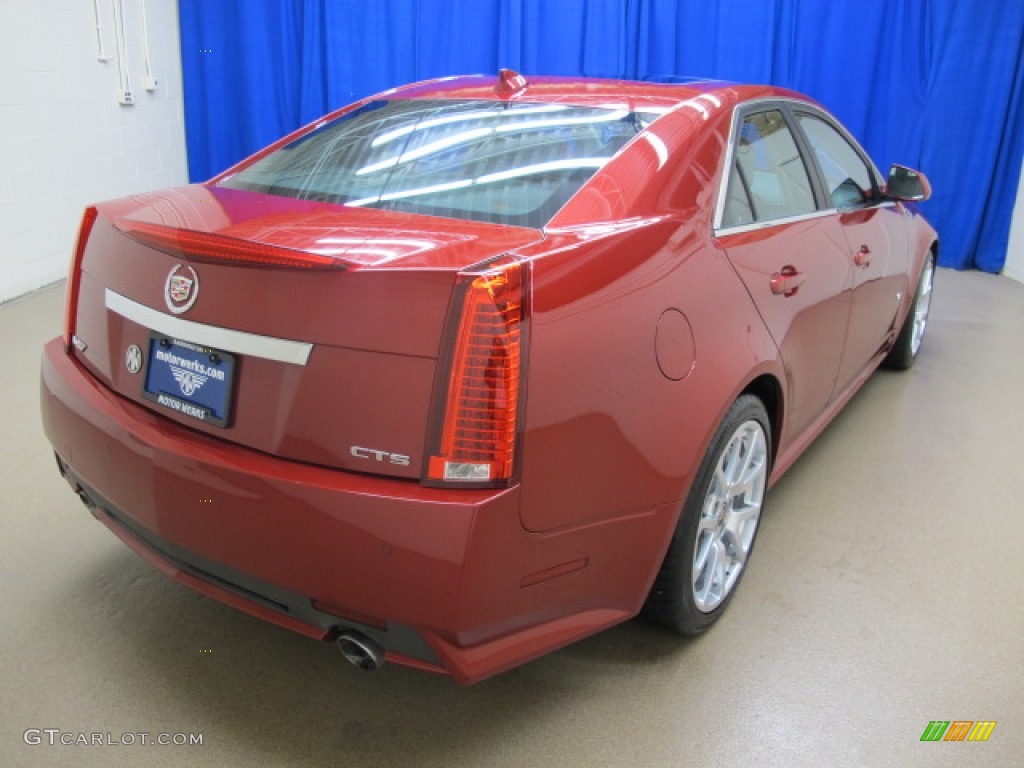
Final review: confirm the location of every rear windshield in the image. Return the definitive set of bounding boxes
[220,99,655,228]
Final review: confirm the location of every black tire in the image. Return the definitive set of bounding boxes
[884,252,935,370]
[643,394,772,634]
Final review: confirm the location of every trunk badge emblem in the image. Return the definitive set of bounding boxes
[125,344,143,374]
[165,264,200,314]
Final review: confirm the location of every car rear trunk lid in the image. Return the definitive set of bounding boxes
[69,185,542,480]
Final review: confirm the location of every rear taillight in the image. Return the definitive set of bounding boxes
[113,218,346,270]
[64,206,98,352]
[427,261,528,486]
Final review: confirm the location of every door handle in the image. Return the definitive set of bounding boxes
[770,266,805,297]
[854,244,872,268]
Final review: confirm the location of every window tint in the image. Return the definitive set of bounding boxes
[221,99,653,228]
[797,114,875,208]
[726,110,815,225]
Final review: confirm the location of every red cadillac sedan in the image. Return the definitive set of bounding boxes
[40,72,936,684]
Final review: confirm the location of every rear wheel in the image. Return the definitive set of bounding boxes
[644,395,771,634]
[884,252,935,370]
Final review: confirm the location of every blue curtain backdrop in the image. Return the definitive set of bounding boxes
[179,0,1024,272]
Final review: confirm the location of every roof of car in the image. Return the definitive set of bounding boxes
[380,72,802,112]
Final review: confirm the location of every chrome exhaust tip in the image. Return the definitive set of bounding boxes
[336,631,385,672]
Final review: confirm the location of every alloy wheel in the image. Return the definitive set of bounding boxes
[910,258,934,357]
[692,420,768,612]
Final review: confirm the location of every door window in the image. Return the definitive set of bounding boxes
[797,114,876,208]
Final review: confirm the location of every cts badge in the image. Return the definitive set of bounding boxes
[164,264,200,315]
[350,446,411,466]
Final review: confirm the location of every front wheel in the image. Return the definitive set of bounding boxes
[884,252,935,370]
[643,395,771,634]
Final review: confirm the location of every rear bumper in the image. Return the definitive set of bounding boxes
[41,339,661,683]
[63,468,443,671]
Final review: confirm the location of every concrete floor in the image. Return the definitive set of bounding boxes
[2,269,1022,768]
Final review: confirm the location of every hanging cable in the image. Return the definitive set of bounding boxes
[140,0,157,90]
[110,0,133,103]
[92,0,112,62]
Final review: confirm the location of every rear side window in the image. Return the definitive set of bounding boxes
[221,99,653,228]
[722,109,816,227]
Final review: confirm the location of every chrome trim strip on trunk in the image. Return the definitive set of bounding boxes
[105,290,312,365]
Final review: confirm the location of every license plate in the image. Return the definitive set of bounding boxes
[142,334,236,427]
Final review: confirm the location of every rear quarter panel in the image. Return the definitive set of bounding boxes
[517,87,784,535]
[518,223,780,534]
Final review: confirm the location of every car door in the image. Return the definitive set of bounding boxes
[716,106,854,442]
[793,110,910,394]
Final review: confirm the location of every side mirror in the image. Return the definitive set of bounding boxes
[886,164,932,202]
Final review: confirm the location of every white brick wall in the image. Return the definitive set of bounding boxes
[0,0,187,304]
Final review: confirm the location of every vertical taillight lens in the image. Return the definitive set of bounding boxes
[64,207,98,352]
[427,261,528,486]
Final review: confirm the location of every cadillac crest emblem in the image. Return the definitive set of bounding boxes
[164,264,200,314]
